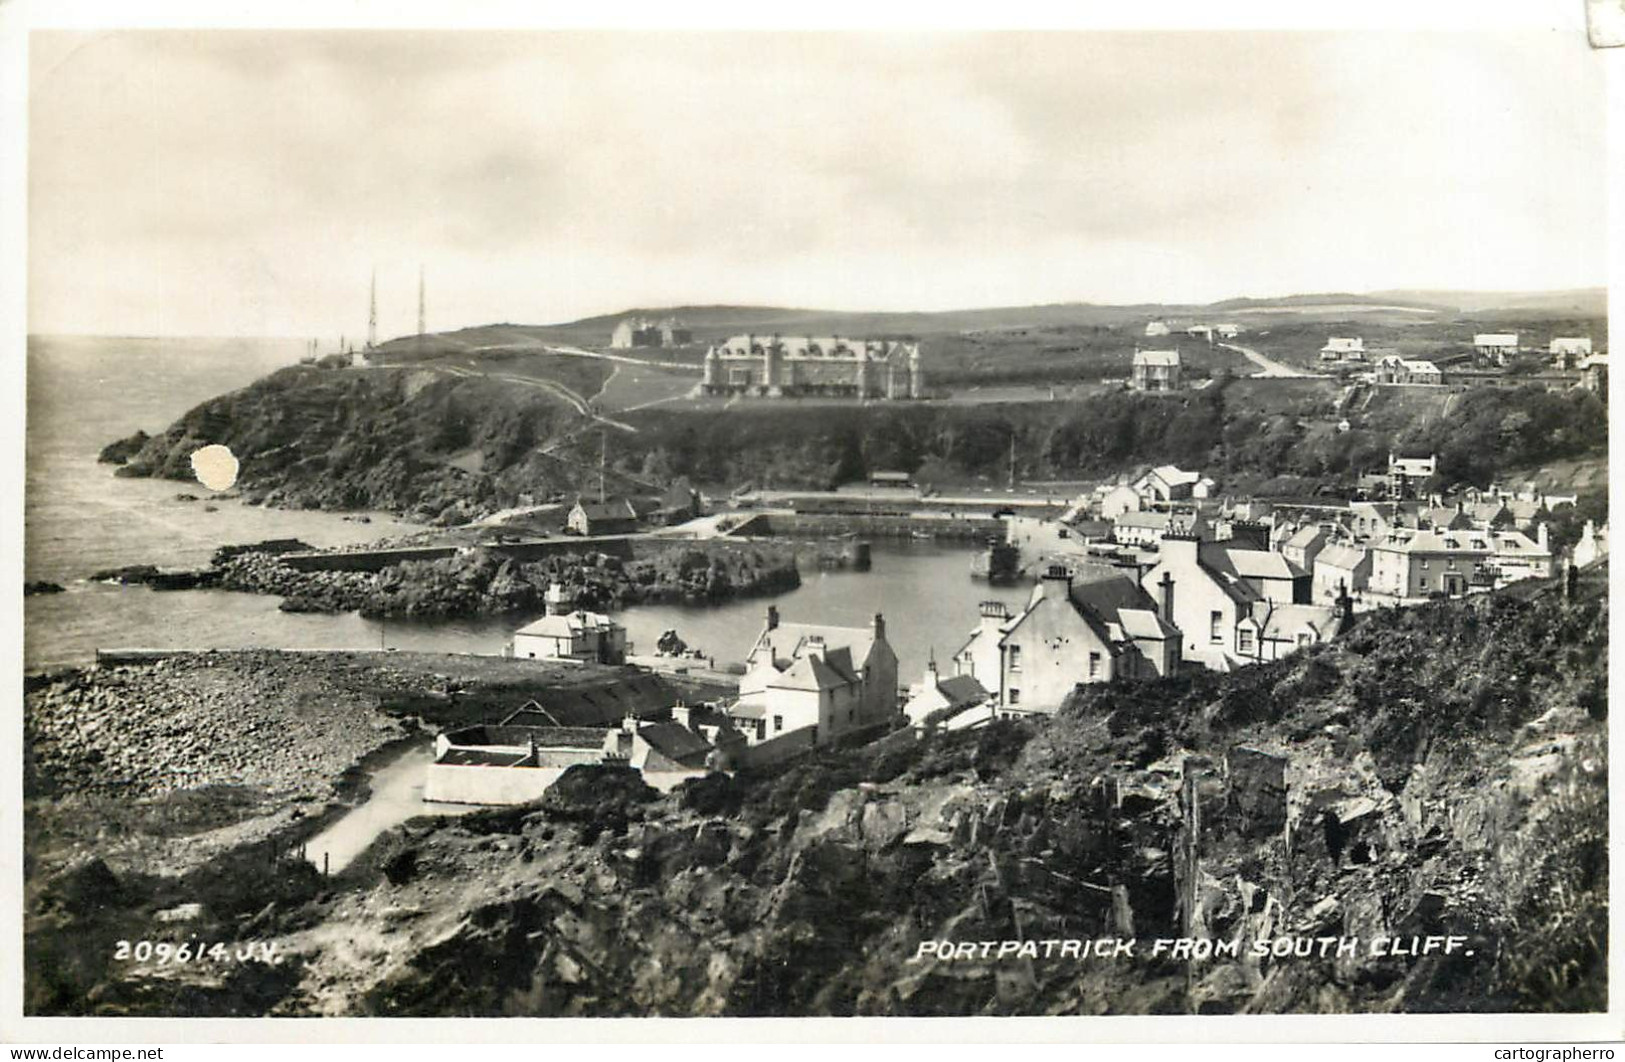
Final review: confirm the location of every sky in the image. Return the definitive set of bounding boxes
[25,28,1610,339]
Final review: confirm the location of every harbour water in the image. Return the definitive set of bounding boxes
[24,336,1034,679]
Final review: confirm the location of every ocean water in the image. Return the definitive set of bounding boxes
[23,336,1031,678]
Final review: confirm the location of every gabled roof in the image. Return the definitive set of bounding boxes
[514,610,621,638]
[935,674,990,710]
[1203,545,1303,582]
[1117,607,1179,641]
[1148,464,1201,487]
[1475,333,1519,345]
[1315,544,1369,571]
[1257,603,1339,641]
[636,722,713,768]
[1133,349,1181,367]
[572,497,639,521]
[1284,524,1329,549]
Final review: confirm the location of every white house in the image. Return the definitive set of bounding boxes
[1313,543,1372,603]
[1474,333,1520,364]
[1373,355,1442,386]
[1320,337,1366,361]
[511,610,628,665]
[1144,320,1171,337]
[991,565,1180,713]
[730,606,900,745]
[1130,349,1182,392]
[1550,337,1593,369]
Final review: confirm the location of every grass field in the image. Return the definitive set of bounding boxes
[592,363,701,412]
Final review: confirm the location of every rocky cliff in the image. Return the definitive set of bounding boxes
[102,364,614,524]
[25,586,1606,1017]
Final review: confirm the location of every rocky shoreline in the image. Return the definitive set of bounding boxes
[84,537,803,620]
[217,542,801,618]
[24,652,413,802]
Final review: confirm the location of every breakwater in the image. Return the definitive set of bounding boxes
[734,511,1003,541]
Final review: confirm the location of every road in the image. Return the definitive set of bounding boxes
[1220,342,1327,379]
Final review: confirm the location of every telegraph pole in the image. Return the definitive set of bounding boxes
[367,268,377,350]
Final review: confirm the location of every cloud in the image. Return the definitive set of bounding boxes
[26,28,1608,336]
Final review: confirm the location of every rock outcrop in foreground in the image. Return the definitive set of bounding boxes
[24,589,1607,1017]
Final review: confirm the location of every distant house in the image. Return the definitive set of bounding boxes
[1550,337,1593,369]
[1112,508,1209,549]
[1573,520,1609,568]
[992,565,1180,712]
[566,497,641,536]
[1133,464,1205,504]
[1320,337,1366,361]
[1369,525,1552,600]
[1313,543,1372,603]
[868,470,914,489]
[1474,333,1520,364]
[1280,524,1333,571]
[1130,349,1182,392]
[658,477,701,525]
[511,610,629,665]
[1388,452,1437,498]
[1139,536,1339,671]
[1096,482,1143,521]
[611,316,690,349]
[1144,320,1171,337]
[1185,325,1215,341]
[1580,353,1608,397]
[730,607,899,745]
[1215,323,1241,339]
[1373,354,1442,386]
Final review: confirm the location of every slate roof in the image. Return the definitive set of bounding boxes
[1315,544,1369,571]
[514,610,621,638]
[1203,545,1303,582]
[636,722,713,768]
[935,674,990,709]
[572,498,639,522]
[1133,350,1181,367]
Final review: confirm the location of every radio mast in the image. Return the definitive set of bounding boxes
[366,268,377,350]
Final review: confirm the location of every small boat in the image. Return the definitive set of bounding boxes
[910,529,936,541]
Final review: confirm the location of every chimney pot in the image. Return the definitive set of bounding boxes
[766,604,779,631]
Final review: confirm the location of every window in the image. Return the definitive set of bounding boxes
[1088,652,1101,679]
[773,715,783,733]
[1209,611,1223,645]
[1009,688,1021,706]
[1008,645,1022,672]
[1239,627,1255,654]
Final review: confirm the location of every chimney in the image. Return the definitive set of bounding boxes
[766,604,779,631]
[1041,564,1072,597]
[671,702,692,729]
[872,613,887,643]
[1159,572,1175,624]
[622,711,640,735]
[1537,522,1549,551]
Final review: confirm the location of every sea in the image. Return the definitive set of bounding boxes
[23,335,1033,680]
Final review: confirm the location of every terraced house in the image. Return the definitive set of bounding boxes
[1368,525,1554,601]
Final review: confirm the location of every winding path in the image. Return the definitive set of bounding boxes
[1219,342,1327,379]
